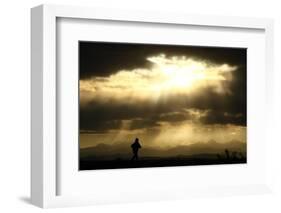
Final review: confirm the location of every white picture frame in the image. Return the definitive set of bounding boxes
[31,4,274,208]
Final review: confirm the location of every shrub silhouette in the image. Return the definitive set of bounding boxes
[217,149,246,163]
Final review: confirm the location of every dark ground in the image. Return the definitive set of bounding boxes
[79,155,246,170]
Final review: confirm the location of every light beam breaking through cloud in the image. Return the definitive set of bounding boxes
[80,54,237,107]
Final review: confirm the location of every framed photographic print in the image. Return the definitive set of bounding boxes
[31,4,274,208]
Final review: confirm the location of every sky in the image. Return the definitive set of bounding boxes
[79,41,247,155]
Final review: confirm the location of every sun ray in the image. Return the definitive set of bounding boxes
[80,54,237,107]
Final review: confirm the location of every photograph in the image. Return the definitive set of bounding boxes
[79,41,247,170]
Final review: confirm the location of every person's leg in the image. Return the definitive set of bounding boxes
[131,151,137,161]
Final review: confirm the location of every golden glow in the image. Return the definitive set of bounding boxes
[80,121,246,149]
[146,54,233,91]
[80,54,237,106]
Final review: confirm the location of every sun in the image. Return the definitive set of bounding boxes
[160,63,207,89]
[146,54,230,93]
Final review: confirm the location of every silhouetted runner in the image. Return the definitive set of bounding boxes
[131,138,142,161]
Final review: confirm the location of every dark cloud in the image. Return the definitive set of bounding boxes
[129,119,161,130]
[79,41,246,78]
[157,112,191,122]
[200,110,246,126]
[80,119,123,133]
[80,89,246,132]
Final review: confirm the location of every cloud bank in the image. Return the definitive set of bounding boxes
[80,55,237,106]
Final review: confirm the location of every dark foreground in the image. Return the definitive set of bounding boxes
[79,155,246,170]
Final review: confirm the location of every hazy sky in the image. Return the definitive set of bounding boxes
[79,42,246,151]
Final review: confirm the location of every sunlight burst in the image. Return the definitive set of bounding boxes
[147,54,235,92]
[80,54,237,106]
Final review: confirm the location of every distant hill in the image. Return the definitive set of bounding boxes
[80,140,246,160]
